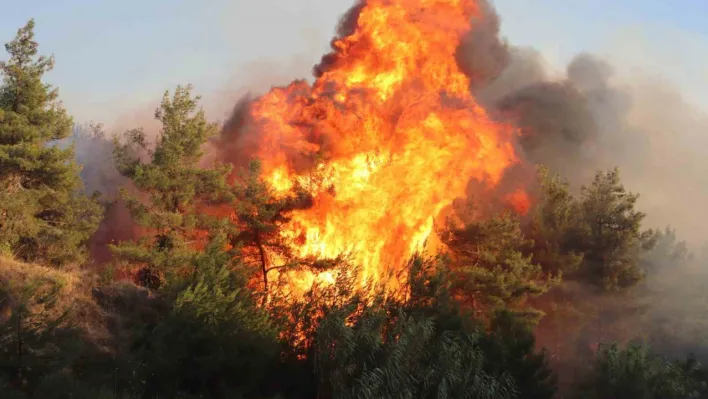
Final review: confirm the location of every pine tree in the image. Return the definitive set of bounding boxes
[0,20,101,265]
[479,310,557,399]
[229,159,314,304]
[577,168,655,290]
[403,256,557,399]
[529,166,584,276]
[313,303,517,399]
[578,343,708,399]
[642,226,690,274]
[441,213,556,322]
[132,234,279,398]
[111,84,232,288]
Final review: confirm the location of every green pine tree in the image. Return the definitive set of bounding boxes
[403,256,557,399]
[0,20,101,265]
[479,310,557,399]
[642,226,690,274]
[110,84,233,289]
[313,302,517,399]
[577,343,708,399]
[132,234,279,398]
[529,166,584,276]
[577,168,655,290]
[441,212,556,322]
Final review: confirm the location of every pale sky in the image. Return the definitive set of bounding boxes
[0,0,707,124]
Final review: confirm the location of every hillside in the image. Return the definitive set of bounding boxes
[0,258,167,398]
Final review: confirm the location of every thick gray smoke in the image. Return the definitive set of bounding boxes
[457,0,708,247]
[497,52,707,246]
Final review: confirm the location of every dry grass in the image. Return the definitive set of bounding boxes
[0,256,81,296]
[0,256,113,350]
[0,256,169,362]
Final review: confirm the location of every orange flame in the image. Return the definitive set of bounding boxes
[506,189,532,215]
[239,0,521,294]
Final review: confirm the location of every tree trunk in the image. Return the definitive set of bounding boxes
[16,308,22,387]
[256,234,269,306]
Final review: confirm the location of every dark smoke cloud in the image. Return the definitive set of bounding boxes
[313,0,365,78]
[456,3,708,247]
[211,93,256,173]
[455,4,633,180]
[493,51,706,246]
[456,0,510,89]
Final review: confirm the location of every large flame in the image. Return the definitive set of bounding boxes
[237,0,521,294]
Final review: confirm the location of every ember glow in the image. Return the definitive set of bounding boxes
[237,0,522,294]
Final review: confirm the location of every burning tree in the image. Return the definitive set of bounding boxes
[215,0,527,298]
[229,158,316,303]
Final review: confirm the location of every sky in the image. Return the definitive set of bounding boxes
[0,0,707,125]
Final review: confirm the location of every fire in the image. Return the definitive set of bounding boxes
[236,0,521,294]
[506,189,532,215]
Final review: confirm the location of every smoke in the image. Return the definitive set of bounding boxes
[456,0,510,90]
[53,124,137,265]
[312,0,365,78]
[64,123,126,199]
[452,1,708,247]
[617,79,708,247]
